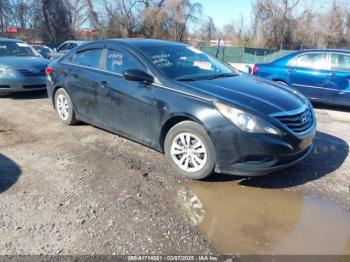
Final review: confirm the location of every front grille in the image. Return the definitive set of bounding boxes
[23,84,46,89]
[274,106,314,134]
[17,68,46,77]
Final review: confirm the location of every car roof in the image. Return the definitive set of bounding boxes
[297,49,350,54]
[107,38,187,49]
[0,38,25,43]
[62,40,85,45]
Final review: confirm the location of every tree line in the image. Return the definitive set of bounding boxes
[0,0,349,50]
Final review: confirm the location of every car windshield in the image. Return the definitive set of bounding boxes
[0,41,41,57]
[34,46,52,54]
[141,46,238,81]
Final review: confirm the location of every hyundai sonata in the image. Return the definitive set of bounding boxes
[46,39,316,180]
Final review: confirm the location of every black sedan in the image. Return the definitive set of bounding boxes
[46,39,316,180]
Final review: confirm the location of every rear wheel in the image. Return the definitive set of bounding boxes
[164,121,215,180]
[54,88,78,125]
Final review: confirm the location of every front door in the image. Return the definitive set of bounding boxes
[328,53,350,105]
[287,52,330,100]
[101,46,156,146]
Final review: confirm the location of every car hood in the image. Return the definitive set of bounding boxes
[0,56,49,69]
[179,74,308,115]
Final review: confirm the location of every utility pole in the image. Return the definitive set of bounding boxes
[215,38,221,58]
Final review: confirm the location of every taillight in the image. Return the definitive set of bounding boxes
[46,66,54,76]
[252,65,259,75]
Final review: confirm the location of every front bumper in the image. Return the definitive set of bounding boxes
[212,120,317,177]
[216,144,314,176]
[0,77,47,93]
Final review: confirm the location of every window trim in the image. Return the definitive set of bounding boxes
[287,52,331,71]
[330,52,350,73]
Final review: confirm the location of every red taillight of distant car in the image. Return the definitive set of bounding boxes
[46,67,54,76]
[252,65,259,75]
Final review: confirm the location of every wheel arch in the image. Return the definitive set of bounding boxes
[52,85,65,109]
[273,79,288,85]
[159,113,209,152]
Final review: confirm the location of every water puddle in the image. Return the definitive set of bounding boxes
[177,182,350,255]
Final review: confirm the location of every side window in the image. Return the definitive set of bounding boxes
[331,54,350,72]
[57,44,68,52]
[61,53,75,64]
[74,49,102,68]
[67,43,77,50]
[105,49,145,74]
[289,53,328,70]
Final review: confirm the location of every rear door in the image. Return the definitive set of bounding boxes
[100,45,156,146]
[64,45,110,125]
[287,52,330,100]
[329,53,350,105]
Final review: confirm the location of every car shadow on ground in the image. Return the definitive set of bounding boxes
[206,131,349,189]
[0,90,48,100]
[0,154,21,194]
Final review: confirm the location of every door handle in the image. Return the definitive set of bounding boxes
[63,68,72,75]
[64,68,78,79]
[329,73,338,77]
[288,68,296,73]
[99,81,108,88]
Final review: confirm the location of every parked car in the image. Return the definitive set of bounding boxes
[46,39,316,180]
[253,49,350,107]
[32,44,53,59]
[0,38,49,94]
[48,40,84,60]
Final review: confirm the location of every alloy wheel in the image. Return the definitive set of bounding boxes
[170,132,208,173]
[56,94,70,121]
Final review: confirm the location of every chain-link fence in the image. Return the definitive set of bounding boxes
[200,46,296,64]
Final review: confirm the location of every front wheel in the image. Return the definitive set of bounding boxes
[164,121,215,180]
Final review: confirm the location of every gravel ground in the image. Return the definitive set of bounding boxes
[0,91,349,255]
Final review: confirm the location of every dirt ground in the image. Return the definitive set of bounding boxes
[0,91,350,255]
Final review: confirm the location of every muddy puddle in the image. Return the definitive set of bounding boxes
[177,182,350,255]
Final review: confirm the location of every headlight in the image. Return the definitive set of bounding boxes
[0,68,15,77]
[214,102,282,135]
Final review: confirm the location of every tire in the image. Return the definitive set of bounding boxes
[54,88,78,125]
[164,121,215,180]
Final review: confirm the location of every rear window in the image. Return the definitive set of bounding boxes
[289,53,329,70]
[331,54,350,72]
[73,49,102,68]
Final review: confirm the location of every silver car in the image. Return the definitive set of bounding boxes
[48,40,84,60]
[0,38,49,94]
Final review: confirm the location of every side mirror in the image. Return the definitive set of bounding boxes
[123,69,154,84]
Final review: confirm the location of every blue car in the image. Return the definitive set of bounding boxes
[253,49,350,106]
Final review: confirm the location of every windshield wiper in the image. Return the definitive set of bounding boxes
[209,73,237,80]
